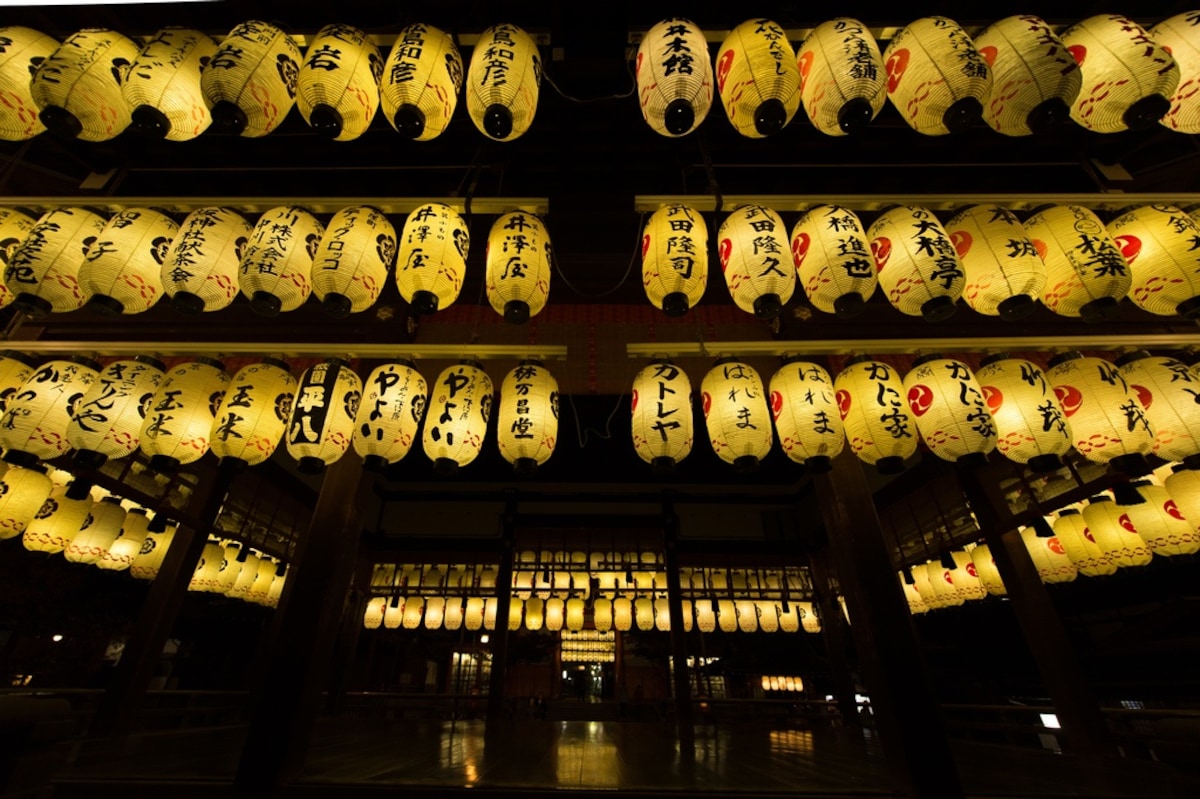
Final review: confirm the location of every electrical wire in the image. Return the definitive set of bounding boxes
[540,55,637,104]
[550,211,646,299]
[567,390,626,449]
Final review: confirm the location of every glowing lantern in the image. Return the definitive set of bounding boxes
[0,349,36,416]
[79,208,178,315]
[0,464,51,539]
[265,564,288,608]
[483,597,499,630]
[968,544,1007,595]
[210,359,296,468]
[1082,494,1152,568]
[31,29,137,141]
[129,519,176,580]
[312,206,395,317]
[485,211,551,324]
[444,597,464,630]
[0,27,58,141]
[247,557,278,604]
[425,597,447,630]
[353,359,427,471]
[6,207,107,318]
[380,23,462,140]
[637,18,712,137]
[716,19,800,137]
[635,598,656,631]
[226,550,259,599]
[189,540,225,591]
[0,356,100,466]
[201,21,300,137]
[422,361,492,474]
[1047,352,1155,474]
[23,483,90,554]
[162,207,253,314]
[945,204,1046,319]
[464,597,485,630]
[799,601,822,633]
[211,542,243,595]
[466,24,540,141]
[719,205,794,319]
[1152,13,1200,133]
[736,599,758,632]
[631,360,693,472]
[796,19,885,136]
[507,598,523,631]
[655,598,672,632]
[769,360,843,471]
[930,560,966,607]
[716,599,737,632]
[790,205,876,318]
[902,355,996,465]
[239,206,324,316]
[285,358,361,474]
[975,356,1072,472]
[364,597,386,629]
[1053,508,1113,577]
[67,356,166,468]
[382,597,402,629]
[139,358,230,474]
[911,563,939,610]
[834,357,917,474]
[868,205,964,321]
[123,28,217,141]
[0,209,37,307]
[1025,205,1130,322]
[542,598,563,632]
[98,506,148,571]
[642,204,707,316]
[395,203,468,315]
[565,598,585,631]
[497,362,558,473]
[883,17,991,135]
[1061,15,1179,132]
[1166,465,1200,533]
[974,16,1081,136]
[701,359,773,471]
[1123,479,1200,556]
[1117,352,1200,465]
[297,24,381,140]
[778,602,799,632]
[950,550,987,601]
[1020,520,1078,583]
[1107,204,1200,318]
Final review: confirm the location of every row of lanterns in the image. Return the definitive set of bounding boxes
[561,631,616,663]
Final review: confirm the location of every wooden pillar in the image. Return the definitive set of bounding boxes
[661,495,694,744]
[485,494,517,731]
[324,549,375,716]
[807,549,862,731]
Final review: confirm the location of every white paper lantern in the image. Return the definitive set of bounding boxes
[701,359,773,471]
[1152,13,1200,133]
[883,17,991,135]
[949,550,987,601]
[968,544,1007,595]
[31,29,137,141]
[718,205,794,319]
[139,358,230,474]
[0,208,37,308]
[67,355,166,468]
[129,519,176,580]
[974,16,1082,136]
[162,207,253,314]
[901,572,927,614]
[1123,479,1200,556]
[790,205,876,318]
[642,203,708,316]
[6,207,107,317]
[264,563,289,607]
[631,360,693,472]
[0,356,100,466]
[1047,352,1155,474]
[834,357,917,473]
[188,540,225,591]
[565,597,585,631]
[79,208,178,315]
[1165,465,1200,539]
[395,203,468,315]
[1025,205,1130,322]
[123,28,217,141]
[424,596,447,630]
[285,358,361,474]
[464,597,485,630]
[312,205,395,317]
[1082,494,1152,569]
[1052,508,1114,577]
[497,362,557,473]
[485,211,551,323]
[247,557,278,604]
[945,204,1046,319]
[353,359,427,471]
[210,359,296,468]
[715,19,800,137]
[777,602,799,632]
[0,349,36,417]
[363,597,387,629]
[925,560,963,607]
[975,356,1072,472]
[507,597,524,631]
[769,360,843,471]
[1117,352,1200,466]
[0,27,58,141]
[0,464,50,540]
[715,599,736,632]
[1107,204,1200,318]
[902,356,996,465]
[422,362,492,474]
[797,19,886,136]
[443,597,464,630]
[211,542,243,595]
[225,550,259,598]
[297,24,382,140]
[868,205,964,320]
[239,206,324,316]
[97,506,148,571]
[466,24,541,141]
[23,483,89,554]
[636,18,712,137]
[1020,522,1078,583]
[380,23,462,140]
[201,20,300,137]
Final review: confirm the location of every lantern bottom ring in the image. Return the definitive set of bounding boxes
[322,292,353,319]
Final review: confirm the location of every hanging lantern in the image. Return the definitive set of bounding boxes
[225,549,259,598]
[67,355,166,469]
[718,205,794,319]
[1020,520,1078,583]
[901,572,927,614]
[139,358,230,474]
[945,204,1046,319]
[466,24,541,141]
[911,563,940,610]
[0,349,36,416]
[949,550,987,601]
[799,602,822,633]
[883,17,991,135]
[485,211,551,324]
[0,209,37,308]
[497,361,558,473]
[834,357,917,474]
[424,596,447,630]
[974,16,1082,136]
[756,601,777,632]
[0,464,51,539]
[23,482,90,555]
[31,29,137,141]
[422,361,491,474]
[868,205,964,321]
[1117,351,1200,466]
[311,206,395,318]
[777,602,799,632]
[926,560,964,608]
[1152,13,1200,133]
[716,19,800,137]
[210,359,296,468]
[1166,465,1200,536]
[968,544,1007,595]
[769,360,843,471]
[266,563,289,607]
[444,597,464,630]
[464,597,485,630]
[79,208,178,315]
[518,596,541,631]
[189,540,226,591]
[98,506,149,571]
[379,23,462,140]
[129,519,176,580]
[735,599,758,632]
[364,597,387,629]
[796,19,886,136]
[380,597,402,629]
[1107,204,1200,319]
[1082,494,1152,568]
[123,28,218,141]
[636,18,712,137]
[297,24,382,140]
[211,542,243,595]
[0,356,100,467]
[1123,479,1200,556]
[565,597,585,631]
[353,359,427,472]
[162,207,253,314]
[395,203,468,315]
[1052,508,1114,577]
[655,598,673,632]
[285,358,361,474]
[790,205,875,318]
[239,206,324,316]
[902,355,996,466]
[975,355,1072,473]
[0,27,58,141]
[483,597,500,630]
[508,598,524,631]
[701,359,773,471]
[6,207,107,318]
[631,360,693,473]
[201,21,300,137]
[1025,205,1130,322]
[543,597,563,632]
[716,599,737,632]
[247,557,278,604]
[693,599,715,633]
[1061,15,1179,132]
[593,598,613,632]
[642,204,708,316]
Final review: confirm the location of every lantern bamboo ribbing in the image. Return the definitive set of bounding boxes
[797,19,886,136]
[466,24,541,142]
[395,203,468,316]
[297,24,382,141]
[311,205,395,317]
[380,24,462,141]
[0,27,58,141]
[716,19,801,138]
[79,208,178,315]
[637,18,712,137]
[790,204,876,318]
[642,204,708,316]
[883,17,991,135]
[31,29,138,141]
[974,16,1081,136]
[201,20,300,137]
[124,28,218,141]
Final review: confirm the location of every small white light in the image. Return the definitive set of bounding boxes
[480,634,490,644]
[51,634,63,642]
[1040,713,1061,730]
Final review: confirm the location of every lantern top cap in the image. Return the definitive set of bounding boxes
[1047,351,1083,368]
[191,356,226,371]
[1114,350,1152,367]
[0,350,38,367]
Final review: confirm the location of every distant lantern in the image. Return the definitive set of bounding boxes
[631,360,693,472]
[98,506,148,571]
[466,24,541,141]
[188,540,225,591]
[522,597,543,631]
[485,211,551,323]
[975,355,1072,473]
[1052,508,1113,577]
[422,362,492,474]
[67,355,166,468]
[239,206,324,316]
[797,19,886,135]
[902,355,996,466]
[790,205,876,318]
[23,483,90,555]
[247,557,278,604]
[902,573,927,614]
[5,207,107,318]
[925,560,963,607]
[910,564,939,610]
[716,19,801,137]
[380,23,462,140]
[883,17,991,135]
[1117,351,1200,466]
[162,207,253,314]
[0,356,100,467]
[1061,15,1179,132]
[0,464,51,539]
[444,597,464,630]
[297,24,382,140]
[945,204,1046,319]
[1166,465,1200,531]
[0,349,36,416]
[508,598,524,631]
[735,600,757,632]
[701,359,773,472]
[123,28,218,141]
[637,18,712,137]
[798,601,821,633]
[285,358,361,474]
[79,208,179,315]
[1020,521,1078,583]
[718,205,795,319]
[129,519,176,580]
[0,208,37,307]
[565,598,585,631]
[1153,13,1200,133]
[834,357,918,474]
[1025,205,1130,322]
[226,549,259,599]
[694,599,716,633]
[210,359,296,468]
[211,542,242,595]
[364,597,387,629]
[769,360,843,471]
[425,597,447,630]
[968,544,1007,595]
[1047,352,1155,475]
[543,597,563,632]
[974,16,1081,136]
[497,361,558,473]
[1107,204,1200,319]
[0,27,58,141]
[311,206,395,317]
[1082,494,1153,569]
[464,597,485,630]
[31,29,138,141]
[777,602,799,632]
[868,205,964,321]
[716,599,737,632]
[395,203,469,315]
[1123,479,1200,556]
[353,359,427,471]
[642,204,708,317]
[949,550,987,601]
[139,358,230,474]
[201,20,300,137]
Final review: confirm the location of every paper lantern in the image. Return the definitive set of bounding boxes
[378,597,401,629]
[735,600,758,632]
[79,208,178,315]
[210,359,296,468]
[225,550,259,598]
[31,29,137,141]
[5,207,107,317]
[868,205,964,320]
[239,206,324,316]
[463,597,484,630]
[395,203,468,315]
[1025,205,1130,322]
[636,18,712,136]
[1123,479,1200,556]
[631,360,693,472]
[1020,522,1078,583]
[1047,352,1155,474]
[945,204,1046,319]
[902,355,996,465]
[769,360,843,471]
[0,356,100,466]
[834,357,917,473]
[201,20,300,137]
[797,19,886,136]
[139,358,230,474]
[926,560,964,607]
[949,550,987,601]
[189,540,225,591]
[23,483,89,554]
[1107,204,1200,318]
[565,598,585,631]
[0,208,37,308]
[67,355,166,468]
[1061,15,1179,132]
[422,361,492,474]
[266,563,289,608]
[642,203,708,316]
[901,573,927,614]
[285,358,361,474]
[0,464,50,540]
[123,28,217,141]
[777,602,799,632]
[129,519,176,580]
[910,563,940,610]
[364,597,387,629]
[0,349,36,417]
[975,355,1072,472]
[974,16,1081,136]
[1052,508,1114,577]
[715,19,800,137]
[162,207,253,314]
[1153,13,1200,133]
[507,598,524,631]
[701,359,773,471]
[210,542,243,595]
[968,544,1007,595]
[442,596,463,630]
[1116,352,1200,467]
[718,205,795,319]
[715,599,736,632]
[590,598,611,632]
[297,24,382,140]
[883,17,991,135]
[799,601,822,633]
[247,557,278,604]
[1166,465,1200,535]
[497,362,558,473]
[353,359,427,471]
[466,24,540,141]
[311,205,395,317]
[0,27,58,141]
[98,506,148,571]
[380,23,462,140]
[790,205,875,318]
[655,598,672,632]
[485,211,551,323]
[1082,494,1152,568]
[424,596,446,630]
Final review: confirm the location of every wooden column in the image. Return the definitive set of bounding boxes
[807,549,862,731]
[661,495,694,744]
[484,494,517,732]
[324,549,376,716]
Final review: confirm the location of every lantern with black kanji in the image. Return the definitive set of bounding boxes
[1107,204,1200,318]
[1025,205,1130,322]
[797,19,886,135]
[968,544,1007,595]
[64,496,125,565]
[1117,351,1200,466]
[123,28,218,141]
[0,356,100,467]
[902,355,996,465]
[868,205,964,321]
[716,19,800,137]
[631,360,693,472]
[201,21,300,137]
[395,203,468,315]
[210,359,296,468]
[1082,493,1152,569]
[975,355,1072,472]
[285,358,361,474]
[23,482,90,555]
[466,24,541,141]
[139,358,230,474]
[31,29,138,141]
[945,204,1046,319]
[1123,479,1200,557]
[0,27,58,141]
[162,207,253,314]
[0,464,51,540]
[1052,507,1113,577]
[973,16,1081,136]
[718,205,794,319]
[485,211,551,324]
[769,359,843,471]
[79,208,178,315]
[642,204,707,316]
[833,356,917,474]
[1152,13,1200,133]
[1061,15,1179,132]
[97,506,148,571]
[311,206,395,317]
[67,356,166,469]
[5,207,107,318]
[353,359,428,471]
[883,17,991,135]
[701,359,773,472]
[297,24,381,140]
[239,206,324,316]
[497,361,558,473]
[422,361,492,474]
[789,204,875,318]
[636,18,712,137]
[0,208,37,308]
[0,349,36,417]
[379,23,462,140]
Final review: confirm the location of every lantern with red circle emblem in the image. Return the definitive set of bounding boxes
[769,360,843,472]
[1122,479,1200,556]
[1025,205,1130,322]
[1052,507,1113,577]
[945,204,1045,319]
[719,205,795,319]
[201,21,300,137]
[701,359,773,471]
[1117,351,1200,467]
[1152,13,1200,133]
[642,204,708,316]
[975,355,1072,472]
[797,19,886,136]
[949,550,987,601]
[974,16,1081,136]
[968,544,1007,595]
[1020,520,1078,583]
[833,356,917,474]
[353,360,427,472]
[883,17,991,135]
[1047,352,1154,474]
[1082,493,1153,568]
[631,360,693,472]
[901,572,927,614]
[902,355,996,465]
[0,209,37,308]
[1165,465,1200,538]
[0,27,58,141]
[868,205,964,321]
[636,18,712,137]
[380,24,462,141]
[1107,204,1200,319]
[790,205,876,318]
[716,19,801,138]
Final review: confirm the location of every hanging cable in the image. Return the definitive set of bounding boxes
[541,56,637,104]
[549,211,645,299]
[566,390,626,448]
